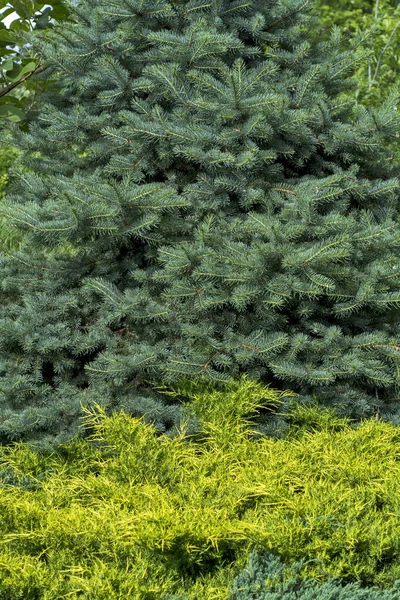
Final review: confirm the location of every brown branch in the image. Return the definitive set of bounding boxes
[271,187,297,196]
[134,156,145,167]
[113,327,127,336]
[0,64,49,99]
[201,352,218,369]
[372,344,400,351]
[242,344,259,351]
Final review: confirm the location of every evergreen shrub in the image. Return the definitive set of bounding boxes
[2,0,400,445]
[228,551,400,599]
[1,377,400,598]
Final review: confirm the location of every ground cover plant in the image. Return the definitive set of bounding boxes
[0,377,400,598]
[227,551,400,599]
[2,0,400,447]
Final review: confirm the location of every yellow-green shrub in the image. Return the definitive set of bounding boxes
[0,376,400,599]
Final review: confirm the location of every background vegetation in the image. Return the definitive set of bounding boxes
[314,0,400,107]
[0,136,20,250]
[0,0,74,123]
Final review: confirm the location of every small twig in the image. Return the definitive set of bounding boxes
[372,344,400,351]
[242,344,259,351]
[113,328,127,336]
[0,64,49,99]
[272,187,297,196]
[375,0,380,20]
[372,20,400,86]
[134,157,145,168]
[375,388,380,421]
[201,352,218,369]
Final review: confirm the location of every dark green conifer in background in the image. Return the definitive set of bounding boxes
[2,0,400,446]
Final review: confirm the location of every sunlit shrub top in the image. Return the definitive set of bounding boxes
[0,376,400,599]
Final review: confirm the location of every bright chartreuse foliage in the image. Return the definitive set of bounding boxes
[1,377,400,598]
[228,551,400,599]
[2,0,400,446]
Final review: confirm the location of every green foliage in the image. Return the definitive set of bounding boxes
[229,551,400,599]
[0,0,76,125]
[0,377,400,597]
[0,139,18,195]
[0,138,22,250]
[312,0,400,107]
[2,0,400,444]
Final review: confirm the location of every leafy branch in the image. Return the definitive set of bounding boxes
[0,63,48,99]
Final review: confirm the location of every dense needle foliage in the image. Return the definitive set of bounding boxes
[227,551,400,600]
[0,378,400,598]
[1,3,400,598]
[1,0,400,445]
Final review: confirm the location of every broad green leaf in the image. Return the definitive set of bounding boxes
[17,61,36,78]
[9,19,30,32]
[34,16,49,28]
[51,5,70,20]
[0,95,23,106]
[2,58,14,71]
[4,64,21,81]
[0,30,15,43]
[0,48,16,55]
[0,103,25,121]
[9,0,35,20]
[0,7,18,20]
[6,61,37,82]
[34,12,51,29]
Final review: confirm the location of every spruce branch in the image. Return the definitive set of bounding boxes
[272,187,297,196]
[202,352,219,369]
[264,1,311,31]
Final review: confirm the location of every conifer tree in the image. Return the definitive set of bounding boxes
[1,0,400,446]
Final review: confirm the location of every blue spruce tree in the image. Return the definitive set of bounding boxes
[1,0,400,446]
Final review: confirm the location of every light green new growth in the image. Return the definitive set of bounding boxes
[0,376,400,598]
